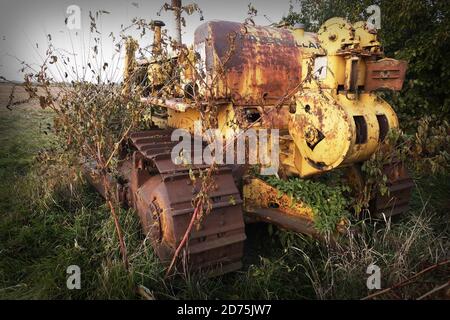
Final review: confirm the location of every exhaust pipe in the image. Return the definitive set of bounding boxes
[172,0,182,45]
[152,20,165,54]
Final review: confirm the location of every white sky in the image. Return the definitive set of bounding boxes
[0,0,300,82]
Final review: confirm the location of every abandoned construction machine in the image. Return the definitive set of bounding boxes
[88,13,413,275]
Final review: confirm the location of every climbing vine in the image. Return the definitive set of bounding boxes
[264,176,351,234]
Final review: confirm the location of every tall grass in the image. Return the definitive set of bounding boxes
[0,101,448,299]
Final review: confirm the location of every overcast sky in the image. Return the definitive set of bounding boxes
[0,0,300,82]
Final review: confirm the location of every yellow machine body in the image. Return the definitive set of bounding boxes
[160,18,404,178]
[132,17,408,229]
[108,13,413,275]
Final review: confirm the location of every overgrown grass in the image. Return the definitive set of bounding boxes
[0,99,448,299]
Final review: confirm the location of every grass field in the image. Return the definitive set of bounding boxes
[0,83,448,299]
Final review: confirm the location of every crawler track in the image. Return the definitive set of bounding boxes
[126,130,246,275]
[370,163,414,218]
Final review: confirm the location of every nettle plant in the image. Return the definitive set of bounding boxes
[18,12,162,269]
[361,122,450,211]
[17,7,232,274]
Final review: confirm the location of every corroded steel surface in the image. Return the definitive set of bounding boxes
[260,105,291,129]
[289,91,353,172]
[243,177,320,236]
[194,21,319,105]
[365,58,407,91]
[125,130,246,274]
[246,208,318,238]
[243,177,314,221]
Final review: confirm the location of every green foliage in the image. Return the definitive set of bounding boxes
[24,80,146,170]
[407,116,450,173]
[282,0,374,32]
[264,176,351,234]
[0,103,448,299]
[358,119,449,212]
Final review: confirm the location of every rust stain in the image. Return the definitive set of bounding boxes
[260,106,291,129]
[314,103,325,126]
[195,21,307,106]
[365,58,407,91]
[243,178,314,220]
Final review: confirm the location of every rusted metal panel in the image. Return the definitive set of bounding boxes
[194,21,308,106]
[365,58,407,91]
[243,177,314,221]
[260,105,291,129]
[246,208,318,237]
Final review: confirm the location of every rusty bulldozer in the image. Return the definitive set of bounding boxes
[87,9,413,275]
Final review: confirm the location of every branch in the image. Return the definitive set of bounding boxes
[104,123,133,168]
[362,259,449,300]
[165,200,201,277]
[417,281,450,300]
[136,284,156,300]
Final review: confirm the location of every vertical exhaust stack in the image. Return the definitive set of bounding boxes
[172,0,182,46]
[122,37,139,97]
[152,20,166,55]
[293,22,305,37]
